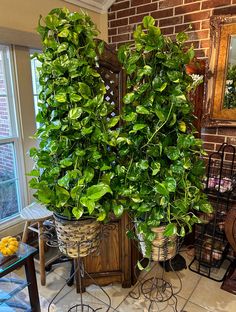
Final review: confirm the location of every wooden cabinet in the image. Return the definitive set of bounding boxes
[83,213,140,288]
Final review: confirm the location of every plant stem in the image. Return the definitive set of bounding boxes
[141,102,174,149]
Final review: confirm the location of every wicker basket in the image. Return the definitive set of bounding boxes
[137,225,177,262]
[151,226,177,261]
[54,214,101,258]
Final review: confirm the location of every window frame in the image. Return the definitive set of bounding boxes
[0,44,30,227]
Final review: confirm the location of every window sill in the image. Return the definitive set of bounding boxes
[0,215,25,237]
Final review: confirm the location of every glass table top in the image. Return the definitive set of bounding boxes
[0,242,37,275]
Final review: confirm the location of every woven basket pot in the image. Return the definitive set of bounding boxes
[54,214,101,258]
[137,225,177,262]
[151,226,177,261]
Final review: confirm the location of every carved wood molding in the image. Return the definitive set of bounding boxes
[202,15,236,127]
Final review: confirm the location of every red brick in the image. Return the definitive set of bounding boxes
[202,128,217,134]
[184,0,201,3]
[175,3,200,15]
[131,0,151,6]
[117,41,132,49]
[187,30,209,41]
[160,26,174,35]
[203,143,215,151]
[201,134,225,143]
[117,8,135,18]
[194,49,207,58]
[218,128,236,136]
[200,39,210,49]
[129,13,147,24]
[112,34,130,43]
[108,28,117,36]
[202,0,231,10]
[108,12,116,20]
[201,20,210,29]
[213,6,236,15]
[159,16,183,27]
[110,18,128,28]
[137,3,157,14]
[159,0,183,9]
[185,40,200,49]
[175,22,200,33]
[225,153,235,161]
[151,8,173,19]
[118,25,135,34]
[111,1,130,12]
[184,11,211,23]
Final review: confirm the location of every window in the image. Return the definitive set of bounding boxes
[0,45,24,223]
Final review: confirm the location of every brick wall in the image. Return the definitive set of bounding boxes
[108,0,236,156]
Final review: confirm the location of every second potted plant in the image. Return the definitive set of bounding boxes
[117,16,212,265]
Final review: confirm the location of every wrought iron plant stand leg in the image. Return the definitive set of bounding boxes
[127,222,183,312]
[43,224,113,312]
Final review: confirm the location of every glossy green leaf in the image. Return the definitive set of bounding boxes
[108,116,120,128]
[155,182,169,196]
[60,158,73,168]
[72,206,84,219]
[68,107,83,119]
[97,210,107,221]
[55,93,67,103]
[84,167,94,182]
[164,177,176,192]
[164,223,177,237]
[58,28,70,37]
[79,82,91,98]
[80,197,95,214]
[142,16,155,28]
[123,92,135,104]
[113,205,124,217]
[166,147,180,160]
[86,183,112,201]
[133,124,146,131]
[136,105,150,115]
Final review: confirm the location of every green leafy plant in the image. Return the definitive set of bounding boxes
[116,16,212,257]
[29,8,121,221]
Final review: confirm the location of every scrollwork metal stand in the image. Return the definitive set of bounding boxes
[127,222,183,312]
[42,223,115,312]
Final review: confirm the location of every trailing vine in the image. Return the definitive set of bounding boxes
[117,16,212,257]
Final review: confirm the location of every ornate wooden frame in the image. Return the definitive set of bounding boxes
[203,15,236,127]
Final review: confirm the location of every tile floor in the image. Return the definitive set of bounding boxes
[14,249,236,312]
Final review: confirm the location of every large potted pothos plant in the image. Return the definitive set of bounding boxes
[116,16,213,265]
[29,8,122,258]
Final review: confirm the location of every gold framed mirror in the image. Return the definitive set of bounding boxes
[203,15,236,127]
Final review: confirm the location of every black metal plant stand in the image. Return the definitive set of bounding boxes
[42,225,113,312]
[189,142,236,281]
[126,222,183,312]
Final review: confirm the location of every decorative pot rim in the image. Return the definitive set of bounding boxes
[53,212,96,222]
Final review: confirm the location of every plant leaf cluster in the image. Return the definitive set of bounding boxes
[117,16,213,254]
[29,8,120,221]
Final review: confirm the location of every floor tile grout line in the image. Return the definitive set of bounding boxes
[187,300,211,312]
[181,276,202,311]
